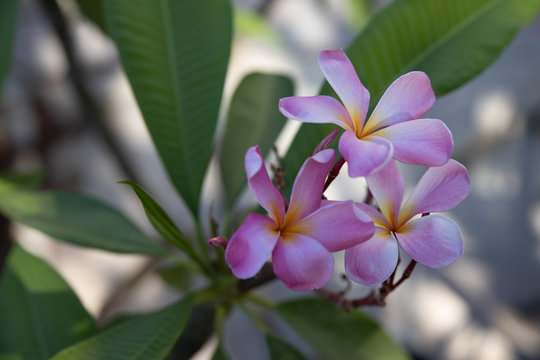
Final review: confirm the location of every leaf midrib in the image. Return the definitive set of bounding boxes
[369,0,504,99]
[406,0,502,71]
[159,0,191,191]
[17,269,50,359]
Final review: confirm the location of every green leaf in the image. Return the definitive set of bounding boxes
[283,0,540,188]
[0,180,166,256]
[220,73,293,207]
[0,244,96,359]
[0,0,18,95]
[0,170,45,189]
[212,345,230,360]
[104,0,232,215]
[266,334,308,360]
[168,302,215,359]
[156,260,198,291]
[51,294,195,360]
[74,0,106,33]
[277,298,410,360]
[119,181,199,260]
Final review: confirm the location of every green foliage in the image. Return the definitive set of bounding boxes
[50,294,195,360]
[120,181,201,262]
[0,179,166,256]
[0,245,96,359]
[277,298,410,360]
[220,73,293,207]
[74,0,106,32]
[212,345,230,360]
[104,0,232,216]
[283,0,540,189]
[0,0,18,95]
[266,334,308,360]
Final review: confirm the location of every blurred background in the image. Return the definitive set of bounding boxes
[1,0,539,359]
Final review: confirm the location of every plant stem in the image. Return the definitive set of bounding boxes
[315,259,417,311]
[323,156,345,192]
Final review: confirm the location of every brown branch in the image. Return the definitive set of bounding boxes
[316,259,417,311]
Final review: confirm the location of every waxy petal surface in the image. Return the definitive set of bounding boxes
[364,72,435,134]
[288,201,374,252]
[345,228,399,285]
[279,95,353,130]
[395,215,464,268]
[318,50,370,130]
[354,202,391,229]
[225,213,279,279]
[272,233,334,291]
[373,119,453,166]
[365,160,404,228]
[400,160,471,224]
[339,131,393,177]
[285,149,336,225]
[245,146,286,224]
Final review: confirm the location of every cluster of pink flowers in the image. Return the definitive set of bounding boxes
[225,50,471,291]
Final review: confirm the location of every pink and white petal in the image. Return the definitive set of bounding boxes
[354,202,391,229]
[285,149,336,224]
[288,200,375,252]
[345,228,399,285]
[279,95,354,130]
[338,131,393,177]
[245,146,286,224]
[365,159,404,228]
[399,159,471,224]
[272,233,334,291]
[318,50,370,130]
[225,213,280,279]
[395,215,464,268]
[363,71,435,134]
[372,119,453,166]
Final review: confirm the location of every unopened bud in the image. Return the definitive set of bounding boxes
[208,236,229,248]
[313,129,340,155]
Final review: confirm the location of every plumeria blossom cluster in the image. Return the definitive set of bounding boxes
[225,50,471,293]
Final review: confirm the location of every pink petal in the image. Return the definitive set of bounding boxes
[279,95,354,130]
[395,215,464,268]
[373,119,453,166]
[345,228,399,285]
[399,160,471,224]
[365,160,404,228]
[288,200,375,252]
[354,202,391,229]
[245,146,286,224]
[272,233,334,291]
[285,149,336,224]
[225,213,279,279]
[363,72,435,134]
[338,130,393,177]
[318,50,370,131]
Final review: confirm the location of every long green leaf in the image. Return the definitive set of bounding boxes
[104,0,232,215]
[0,179,166,256]
[119,181,200,261]
[283,0,540,187]
[51,294,195,360]
[0,0,18,95]
[266,334,308,360]
[75,0,106,33]
[220,73,293,207]
[0,244,96,359]
[277,298,410,360]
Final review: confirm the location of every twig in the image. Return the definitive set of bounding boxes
[315,259,417,311]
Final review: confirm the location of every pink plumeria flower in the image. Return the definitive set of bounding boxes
[345,159,471,285]
[225,145,374,291]
[279,50,454,177]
